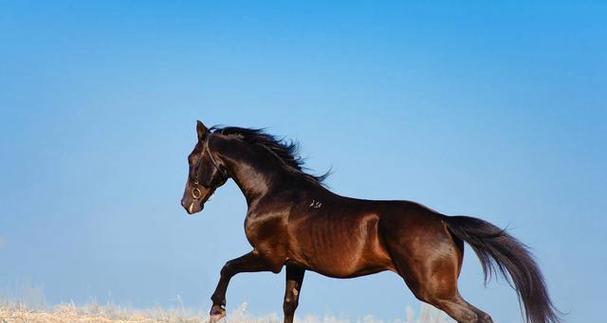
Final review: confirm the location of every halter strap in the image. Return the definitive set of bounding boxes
[203,134,228,180]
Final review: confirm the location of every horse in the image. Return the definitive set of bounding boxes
[180,120,560,323]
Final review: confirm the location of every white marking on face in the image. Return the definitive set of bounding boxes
[188,202,195,214]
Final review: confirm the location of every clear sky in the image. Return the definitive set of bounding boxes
[1,1,605,322]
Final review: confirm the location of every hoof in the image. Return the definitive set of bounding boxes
[209,314,225,323]
[209,305,226,323]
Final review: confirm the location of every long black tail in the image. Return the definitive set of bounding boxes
[443,215,561,323]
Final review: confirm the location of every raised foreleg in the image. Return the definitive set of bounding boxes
[209,251,275,322]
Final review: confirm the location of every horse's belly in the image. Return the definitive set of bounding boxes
[292,243,393,278]
[288,215,394,277]
[308,260,391,278]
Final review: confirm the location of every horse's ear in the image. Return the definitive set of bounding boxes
[196,120,208,141]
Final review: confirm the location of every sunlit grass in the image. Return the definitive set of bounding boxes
[0,301,451,323]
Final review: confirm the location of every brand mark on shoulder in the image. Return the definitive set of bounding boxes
[309,199,322,209]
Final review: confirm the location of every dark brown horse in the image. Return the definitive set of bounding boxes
[180,121,560,323]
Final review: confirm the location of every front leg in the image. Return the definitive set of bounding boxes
[209,251,275,322]
[283,265,305,323]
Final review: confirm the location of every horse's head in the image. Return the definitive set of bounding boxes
[181,120,229,215]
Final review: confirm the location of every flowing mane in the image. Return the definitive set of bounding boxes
[211,126,329,185]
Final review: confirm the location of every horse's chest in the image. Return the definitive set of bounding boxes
[243,213,287,248]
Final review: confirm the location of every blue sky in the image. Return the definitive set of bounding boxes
[0,1,605,322]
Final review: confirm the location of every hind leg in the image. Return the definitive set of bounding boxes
[423,292,493,323]
[382,217,493,322]
[391,249,493,322]
[409,260,491,322]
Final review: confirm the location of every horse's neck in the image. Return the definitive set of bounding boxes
[216,138,284,205]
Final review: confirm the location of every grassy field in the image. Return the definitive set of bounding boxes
[0,301,451,323]
[0,281,451,322]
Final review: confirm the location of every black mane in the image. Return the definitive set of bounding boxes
[211,126,329,185]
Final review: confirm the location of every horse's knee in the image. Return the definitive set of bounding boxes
[220,261,233,277]
[283,296,298,315]
[476,312,493,323]
[283,285,301,315]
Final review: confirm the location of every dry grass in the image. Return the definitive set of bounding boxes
[0,301,451,323]
[0,281,452,323]
[0,301,202,322]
